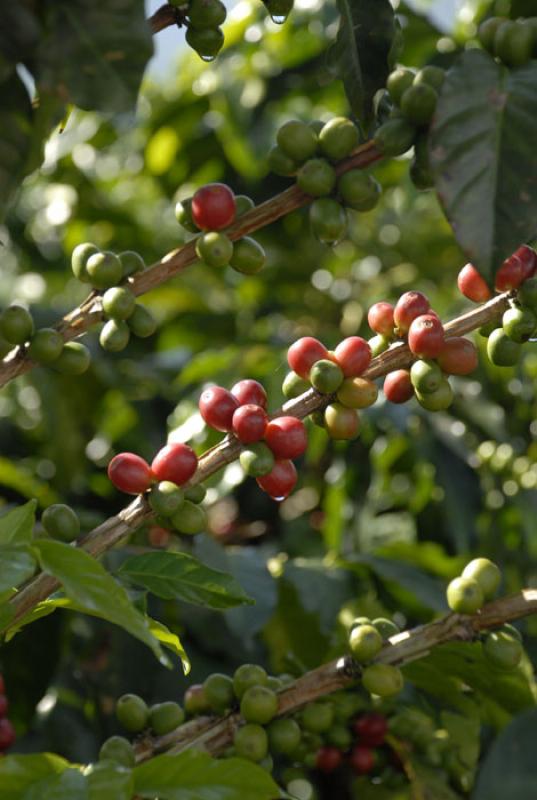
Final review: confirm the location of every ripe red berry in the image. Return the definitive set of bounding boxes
[231,379,267,408]
[316,746,343,773]
[383,369,414,403]
[107,453,153,494]
[199,386,240,432]
[368,302,395,337]
[148,526,171,548]
[457,263,492,302]
[437,337,478,375]
[232,404,268,443]
[354,713,388,747]
[256,459,297,499]
[191,183,236,231]
[393,291,430,333]
[287,337,328,379]
[495,254,525,291]
[408,314,445,358]
[515,244,537,281]
[0,718,15,751]
[350,744,375,775]
[334,337,371,377]
[0,675,4,695]
[151,443,198,486]
[264,416,308,459]
[0,695,8,718]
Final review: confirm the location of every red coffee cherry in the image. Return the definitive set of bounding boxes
[256,459,297,499]
[437,337,478,375]
[495,253,525,291]
[148,526,171,548]
[199,386,240,432]
[287,337,328,379]
[191,183,236,231]
[353,712,388,747]
[514,244,537,281]
[232,404,268,443]
[457,263,492,302]
[368,302,395,337]
[108,453,153,494]
[408,314,445,358]
[0,718,15,751]
[393,291,430,333]
[0,675,5,695]
[349,744,375,775]
[0,695,8,718]
[334,337,371,377]
[265,416,307,459]
[316,746,343,773]
[151,443,198,486]
[231,379,267,408]
[383,369,414,403]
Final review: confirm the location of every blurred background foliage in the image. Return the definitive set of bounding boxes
[1,0,537,794]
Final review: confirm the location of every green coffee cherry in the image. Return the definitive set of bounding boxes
[327,724,352,749]
[54,342,91,375]
[239,443,275,477]
[349,623,383,662]
[297,158,337,197]
[229,237,266,275]
[42,504,80,542]
[518,276,537,312]
[188,0,227,28]
[72,243,99,282]
[186,26,224,59]
[309,198,347,244]
[309,359,344,393]
[170,500,207,534]
[268,718,301,755]
[415,378,453,411]
[410,359,443,394]
[234,723,268,761]
[240,686,278,725]
[374,118,416,156]
[184,684,211,715]
[337,376,378,409]
[119,250,145,277]
[100,319,130,352]
[235,195,255,217]
[362,663,404,697]
[461,558,500,600]
[386,68,415,105]
[337,170,381,212]
[149,482,184,517]
[184,484,207,504]
[372,617,400,639]
[102,287,136,320]
[282,371,310,399]
[266,675,284,691]
[479,318,500,338]
[494,20,533,67]
[410,158,434,190]
[86,251,123,290]
[196,232,233,268]
[369,334,390,356]
[483,630,523,670]
[324,403,359,440]
[318,117,359,161]
[128,305,157,338]
[28,328,64,364]
[478,16,506,53]
[446,576,484,614]
[203,673,235,713]
[175,198,199,232]
[400,83,437,125]
[277,120,318,163]
[233,663,268,699]
[301,702,334,733]
[487,328,522,366]
[268,145,299,176]
[0,305,34,345]
[116,693,149,732]
[98,735,135,767]
[414,65,445,91]
[149,701,185,735]
[309,410,326,428]
[502,305,536,343]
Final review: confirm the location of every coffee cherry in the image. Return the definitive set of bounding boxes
[479,318,501,338]
[282,371,310,399]
[108,453,153,494]
[42,504,80,542]
[514,244,537,280]
[240,442,275,477]
[128,304,157,338]
[151,443,198,486]
[478,16,506,53]
[302,702,334,733]
[232,404,268,443]
[256,459,297,499]
[383,369,413,403]
[408,314,445,358]
[447,576,484,614]
[327,724,352,749]
[99,735,135,767]
[27,328,64,364]
[199,386,240,432]
[502,306,536,342]
[334,336,371,377]
[184,684,211,716]
[0,695,8,717]
[338,170,381,212]
[148,525,171,548]
[457,263,492,302]
[53,342,91,375]
[337,376,378,409]
[0,718,16,751]
[185,26,224,58]
[309,199,347,244]
[235,195,255,217]
[362,663,404,697]
[437,337,478,376]
[410,359,443,394]
[517,276,537,312]
[119,250,145,277]
[102,287,136,321]
[265,416,307,459]
[368,302,394,336]
[415,378,453,411]
[240,685,278,724]
[374,118,416,156]
[203,673,235,713]
[414,65,445,91]
[192,184,235,231]
[86,251,123,289]
[316,746,343,773]
[394,291,430,333]
[231,378,267,408]
[175,198,199,232]
[386,68,415,105]
[184,484,206,504]
[349,623,383,662]
[72,243,99,282]
[309,359,344,393]
[234,723,268,761]
[277,120,318,163]
[171,500,207,534]
[483,630,523,670]
[149,481,184,516]
[268,718,301,755]
[400,83,437,125]
[268,145,299,176]
[196,232,233,268]
[116,693,149,732]
[487,328,522,366]
[495,253,525,291]
[100,319,130,352]
[319,117,359,161]
[288,337,328,378]
[371,618,400,639]
[233,664,268,699]
[369,333,390,356]
[461,558,501,600]
[150,701,185,735]
[0,305,34,345]
[229,237,266,275]
[297,158,337,197]
[350,744,375,775]
[494,20,533,67]
[324,404,360,439]
[188,0,227,28]
[354,712,388,747]
[500,623,523,642]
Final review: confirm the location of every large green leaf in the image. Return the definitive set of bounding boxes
[23,769,87,800]
[133,752,279,800]
[430,50,537,281]
[118,551,254,610]
[332,0,396,127]
[87,762,133,800]
[0,73,33,214]
[36,0,154,113]
[0,754,69,800]
[0,544,36,593]
[34,540,167,665]
[0,500,37,545]
[472,707,537,800]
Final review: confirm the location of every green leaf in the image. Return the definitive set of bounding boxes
[0,754,69,800]
[133,751,279,800]
[0,500,37,545]
[36,0,154,113]
[34,540,167,665]
[87,762,133,800]
[430,50,537,281]
[23,769,87,800]
[118,551,255,610]
[333,0,396,127]
[147,617,191,675]
[345,554,447,611]
[0,544,36,593]
[0,73,33,215]
[472,707,537,800]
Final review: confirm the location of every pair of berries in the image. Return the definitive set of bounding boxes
[315,712,388,775]
[108,442,198,495]
[457,245,537,302]
[0,674,15,752]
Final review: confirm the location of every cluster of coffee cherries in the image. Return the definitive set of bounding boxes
[71,244,157,353]
[0,672,15,754]
[199,379,304,500]
[0,304,90,375]
[176,183,266,275]
[269,117,381,245]
[447,558,524,670]
[107,443,208,536]
[347,616,404,698]
[478,15,537,67]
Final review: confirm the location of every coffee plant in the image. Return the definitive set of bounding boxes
[2,1,537,798]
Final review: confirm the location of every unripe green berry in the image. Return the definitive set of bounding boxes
[337,376,378,409]
[175,198,199,232]
[348,623,383,662]
[229,237,266,275]
[72,243,99,282]
[99,736,135,767]
[502,306,536,342]
[494,20,533,67]
[149,481,184,517]
[188,0,227,29]
[386,68,415,105]
[446,576,484,614]
[478,16,506,53]
[301,702,334,733]
[184,484,207,504]
[203,673,235,714]
[86,251,123,290]
[234,195,255,216]
[119,250,145,277]
[102,287,136,320]
[282,371,310,399]
[268,145,299,176]
[324,403,359,440]
[461,558,501,600]
[53,342,91,375]
[297,158,337,197]
[518,276,537,312]
[100,319,130,352]
[410,359,443,394]
[116,693,149,732]
[372,617,400,639]
[196,232,233,268]
[337,170,381,212]
[277,120,318,163]
[362,663,404,697]
[414,65,445,91]
[309,198,347,244]
[483,630,523,670]
[234,723,268,761]
[170,500,207,534]
[233,663,268,699]
[240,685,278,724]
[184,684,211,715]
[149,701,185,735]
[128,304,157,338]
[309,359,344,393]
[400,83,437,125]
[369,334,390,356]
[186,26,224,58]
[415,378,453,411]
[374,118,417,156]
[487,327,522,366]
[0,304,34,345]
[27,328,64,364]
[239,443,275,477]
[268,718,301,755]
[318,117,359,161]
[42,504,80,542]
